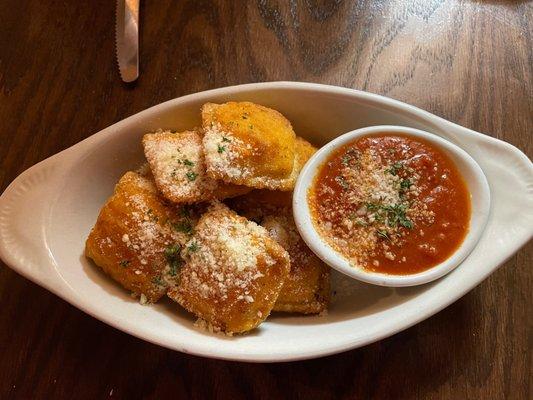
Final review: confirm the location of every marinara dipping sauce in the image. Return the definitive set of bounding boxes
[308,134,471,275]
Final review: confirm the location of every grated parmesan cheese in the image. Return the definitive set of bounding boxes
[168,201,290,334]
[143,129,248,204]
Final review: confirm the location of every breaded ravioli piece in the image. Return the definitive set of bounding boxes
[262,214,330,313]
[168,201,290,334]
[85,171,197,303]
[295,136,318,171]
[202,102,297,190]
[270,136,318,191]
[229,188,330,314]
[142,129,249,204]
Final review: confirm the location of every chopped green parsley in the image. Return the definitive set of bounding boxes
[164,244,183,276]
[172,220,193,235]
[187,241,200,253]
[400,178,412,190]
[186,171,198,181]
[387,161,404,176]
[365,202,414,229]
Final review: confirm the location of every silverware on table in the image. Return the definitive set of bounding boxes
[115,0,140,82]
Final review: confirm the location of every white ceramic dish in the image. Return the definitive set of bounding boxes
[293,125,491,287]
[0,82,531,362]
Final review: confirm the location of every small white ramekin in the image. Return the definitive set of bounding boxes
[293,125,491,287]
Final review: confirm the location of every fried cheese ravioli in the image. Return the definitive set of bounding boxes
[262,214,330,313]
[85,171,197,303]
[202,102,297,190]
[168,201,290,334]
[295,136,318,171]
[229,188,330,314]
[142,129,249,204]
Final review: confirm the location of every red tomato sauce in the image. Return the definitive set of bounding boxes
[308,134,471,275]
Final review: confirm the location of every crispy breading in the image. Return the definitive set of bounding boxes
[168,201,290,334]
[142,129,249,204]
[202,102,297,190]
[294,136,317,171]
[85,171,197,303]
[224,135,316,214]
[262,214,330,313]
[228,186,330,314]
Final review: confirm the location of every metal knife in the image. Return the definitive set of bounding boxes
[115,0,140,82]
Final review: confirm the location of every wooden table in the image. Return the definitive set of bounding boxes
[0,1,531,398]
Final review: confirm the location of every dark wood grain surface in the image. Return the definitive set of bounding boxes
[0,1,531,399]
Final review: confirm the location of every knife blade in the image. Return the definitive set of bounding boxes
[115,0,140,82]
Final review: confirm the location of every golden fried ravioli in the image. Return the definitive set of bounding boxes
[295,136,318,171]
[142,129,249,204]
[85,171,197,303]
[262,214,330,313]
[168,201,290,334]
[202,102,297,190]
[229,187,330,314]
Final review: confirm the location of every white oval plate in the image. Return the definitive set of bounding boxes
[0,82,532,362]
